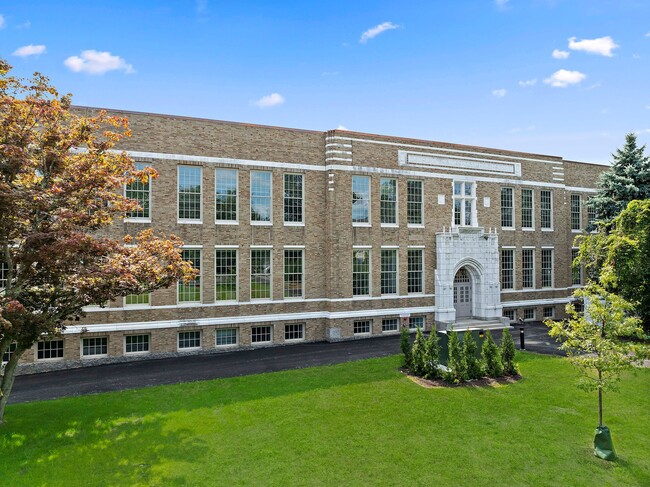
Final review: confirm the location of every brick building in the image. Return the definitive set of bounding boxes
[5,108,605,369]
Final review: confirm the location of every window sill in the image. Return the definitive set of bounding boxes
[36,357,64,362]
[285,338,305,343]
[177,220,203,225]
[125,218,151,224]
[81,355,108,360]
[124,304,152,310]
[284,222,305,227]
[250,298,273,303]
[571,229,582,233]
[214,300,238,305]
[177,302,203,307]
[178,347,202,352]
[381,223,399,228]
[407,224,425,229]
[522,228,535,232]
[251,341,273,346]
[251,221,273,226]
[284,297,305,301]
[541,228,554,232]
[216,343,239,348]
[215,220,239,225]
[501,227,515,231]
[352,223,371,227]
[124,351,150,356]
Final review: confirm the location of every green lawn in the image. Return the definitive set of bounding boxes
[1,353,649,486]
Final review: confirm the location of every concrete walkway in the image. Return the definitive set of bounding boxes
[9,322,560,404]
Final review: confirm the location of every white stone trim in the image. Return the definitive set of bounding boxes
[398,150,522,177]
[215,244,239,248]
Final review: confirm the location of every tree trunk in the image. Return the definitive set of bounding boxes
[0,347,25,425]
[598,370,603,428]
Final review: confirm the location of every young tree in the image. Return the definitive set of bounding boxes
[546,284,648,460]
[410,327,428,377]
[0,61,196,423]
[446,331,467,383]
[399,325,412,369]
[425,330,441,379]
[500,328,518,376]
[462,331,482,380]
[481,331,503,378]
[589,133,650,223]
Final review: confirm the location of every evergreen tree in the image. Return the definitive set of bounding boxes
[463,331,483,380]
[411,327,428,377]
[482,331,504,377]
[590,133,650,223]
[425,330,441,379]
[447,331,468,383]
[400,325,412,369]
[500,328,518,375]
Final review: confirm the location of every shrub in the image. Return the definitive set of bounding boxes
[425,330,441,379]
[400,326,412,369]
[447,331,468,383]
[463,331,483,380]
[500,328,518,375]
[482,331,504,377]
[411,327,429,377]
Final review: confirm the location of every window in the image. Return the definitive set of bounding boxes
[523,308,536,321]
[82,337,108,357]
[251,326,272,344]
[178,166,202,221]
[0,261,8,289]
[284,174,303,224]
[215,249,237,301]
[501,187,514,228]
[380,249,398,295]
[251,171,272,223]
[571,194,581,230]
[503,309,516,321]
[521,189,533,229]
[352,249,370,296]
[284,249,303,299]
[178,331,201,350]
[452,181,476,227]
[215,168,238,222]
[540,190,553,230]
[409,316,424,331]
[380,178,397,225]
[353,320,371,335]
[587,200,597,232]
[541,248,553,287]
[522,249,535,289]
[125,335,150,354]
[543,307,555,319]
[251,249,272,300]
[501,249,514,290]
[216,328,238,346]
[352,176,371,224]
[572,248,582,285]
[2,342,17,363]
[284,323,304,341]
[407,180,423,225]
[179,249,201,303]
[126,163,151,220]
[407,249,423,294]
[125,293,150,307]
[382,318,399,333]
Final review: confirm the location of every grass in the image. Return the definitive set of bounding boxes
[1,353,649,486]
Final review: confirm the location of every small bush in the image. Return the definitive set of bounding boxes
[400,326,412,369]
[463,331,483,380]
[411,327,429,377]
[500,328,518,375]
[447,331,468,382]
[425,330,441,379]
[482,331,503,377]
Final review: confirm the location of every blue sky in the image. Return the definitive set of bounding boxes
[1,0,649,163]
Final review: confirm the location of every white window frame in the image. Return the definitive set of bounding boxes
[215,168,239,225]
[250,246,273,301]
[352,247,371,297]
[215,328,239,347]
[177,165,203,224]
[124,293,151,308]
[37,339,64,361]
[177,330,202,351]
[503,309,516,321]
[452,180,477,227]
[501,187,515,229]
[215,247,238,303]
[381,318,399,334]
[251,325,273,344]
[522,247,535,289]
[523,308,536,321]
[284,323,305,342]
[501,248,515,290]
[407,247,424,295]
[380,247,398,295]
[283,173,304,226]
[283,247,304,300]
[251,170,273,225]
[521,188,534,230]
[408,316,425,331]
[380,177,398,227]
[81,337,108,359]
[124,334,150,355]
[407,180,424,227]
[541,247,554,288]
[352,175,371,226]
[571,194,582,232]
[353,320,372,336]
[540,190,553,231]
[178,246,202,305]
[125,162,152,223]
[543,306,555,319]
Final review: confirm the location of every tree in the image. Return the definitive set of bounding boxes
[500,328,518,376]
[546,284,648,460]
[0,61,196,424]
[578,199,650,334]
[481,331,503,377]
[590,133,650,223]
[462,331,482,380]
[425,330,441,379]
[399,325,412,369]
[446,332,467,383]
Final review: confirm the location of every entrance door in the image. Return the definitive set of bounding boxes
[453,268,472,318]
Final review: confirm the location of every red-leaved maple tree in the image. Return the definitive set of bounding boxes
[0,61,196,423]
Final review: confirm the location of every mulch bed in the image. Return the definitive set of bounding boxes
[399,367,522,388]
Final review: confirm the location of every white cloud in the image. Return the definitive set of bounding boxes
[0,14,5,29]
[518,78,537,87]
[16,20,30,29]
[12,44,46,58]
[360,22,399,43]
[492,88,507,98]
[646,105,650,110]
[251,93,285,108]
[645,32,650,38]
[494,0,509,7]
[544,69,586,87]
[552,49,570,59]
[336,125,348,130]
[568,36,619,57]
[64,50,134,75]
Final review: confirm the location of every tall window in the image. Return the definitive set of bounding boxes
[179,249,201,303]
[541,248,553,287]
[571,194,581,230]
[215,249,237,301]
[522,249,534,289]
[381,249,398,294]
[452,181,476,227]
[178,166,202,221]
[352,249,370,296]
[215,168,238,222]
[0,261,8,289]
[587,200,597,232]
[352,176,370,224]
[572,248,582,285]
[380,178,397,225]
[540,190,553,230]
[521,189,533,229]
[284,249,304,299]
[407,180,423,225]
[501,187,514,228]
[251,249,272,300]
[407,249,423,294]
[501,249,514,290]
[251,171,272,223]
[126,162,151,220]
[37,340,64,360]
[284,174,303,224]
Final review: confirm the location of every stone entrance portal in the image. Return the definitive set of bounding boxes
[453,267,472,318]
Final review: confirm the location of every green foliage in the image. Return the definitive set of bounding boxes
[446,332,468,383]
[425,331,441,379]
[400,326,412,369]
[411,327,428,377]
[463,331,483,380]
[482,331,503,377]
[500,328,518,375]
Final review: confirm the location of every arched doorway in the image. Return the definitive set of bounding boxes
[453,267,472,318]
